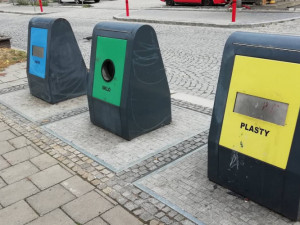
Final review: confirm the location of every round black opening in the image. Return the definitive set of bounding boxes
[101,59,115,82]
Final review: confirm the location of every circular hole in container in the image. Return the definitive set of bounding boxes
[101,59,115,82]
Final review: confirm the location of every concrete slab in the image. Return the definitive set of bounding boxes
[27,184,75,216]
[30,153,58,170]
[0,200,38,225]
[0,89,87,122]
[0,130,16,142]
[0,122,9,132]
[135,147,295,225]
[29,165,72,190]
[0,156,10,171]
[44,106,210,172]
[102,205,143,225]
[0,161,39,184]
[0,177,6,189]
[62,191,114,224]
[3,145,40,165]
[27,208,75,225]
[0,179,39,207]
[61,175,94,197]
[8,136,31,149]
[0,141,15,155]
[85,217,108,225]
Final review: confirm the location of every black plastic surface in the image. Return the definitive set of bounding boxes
[27,17,87,104]
[208,31,300,221]
[88,22,172,140]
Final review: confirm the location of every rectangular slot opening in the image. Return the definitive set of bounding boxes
[234,92,288,126]
[32,45,44,58]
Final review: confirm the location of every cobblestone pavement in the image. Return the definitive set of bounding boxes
[2,2,300,100]
[136,147,300,225]
[2,2,300,224]
[0,106,144,225]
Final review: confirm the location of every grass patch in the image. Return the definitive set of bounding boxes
[82,4,92,7]
[0,48,27,72]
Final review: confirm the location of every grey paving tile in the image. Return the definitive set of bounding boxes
[0,177,6,188]
[30,153,57,170]
[0,161,39,184]
[0,155,10,171]
[0,122,9,132]
[0,130,16,142]
[85,217,108,225]
[61,175,94,197]
[0,200,38,225]
[8,136,31,149]
[27,184,75,215]
[27,208,75,225]
[0,141,15,155]
[3,146,40,165]
[29,165,72,190]
[62,191,114,224]
[102,205,143,225]
[0,178,39,207]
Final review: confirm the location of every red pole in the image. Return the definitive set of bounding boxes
[232,0,236,22]
[38,0,43,13]
[126,0,129,17]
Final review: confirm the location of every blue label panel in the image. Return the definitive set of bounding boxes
[29,27,48,79]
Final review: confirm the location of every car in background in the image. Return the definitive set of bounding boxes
[161,0,228,6]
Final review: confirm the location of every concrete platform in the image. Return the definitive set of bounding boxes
[0,88,87,123]
[44,106,211,172]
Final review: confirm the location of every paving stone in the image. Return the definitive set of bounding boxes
[102,205,143,225]
[0,177,6,188]
[27,208,75,225]
[29,164,72,190]
[62,191,114,224]
[0,155,10,171]
[85,216,108,225]
[0,200,38,225]
[0,130,16,142]
[0,179,39,207]
[8,136,31,149]
[27,184,75,215]
[61,175,94,197]
[30,153,57,170]
[3,145,40,165]
[0,122,9,132]
[0,161,39,184]
[0,141,15,155]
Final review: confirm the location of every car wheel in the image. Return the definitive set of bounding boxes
[75,0,82,4]
[166,0,175,6]
[202,0,213,6]
[95,0,100,3]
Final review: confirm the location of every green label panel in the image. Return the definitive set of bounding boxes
[92,36,127,106]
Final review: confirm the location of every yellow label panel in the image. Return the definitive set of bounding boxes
[219,55,300,169]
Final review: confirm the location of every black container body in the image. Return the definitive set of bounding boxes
[88,22,172,140]
[208,31,300,221]
[27,17,87,104]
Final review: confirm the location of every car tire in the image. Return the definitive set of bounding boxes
[75,0,82,4]
[202,0,213,6]
[95,0,100,3]
[166,0,175,6]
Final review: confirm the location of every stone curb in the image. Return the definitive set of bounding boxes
[0,10,48,15]
[113,13,300,28]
